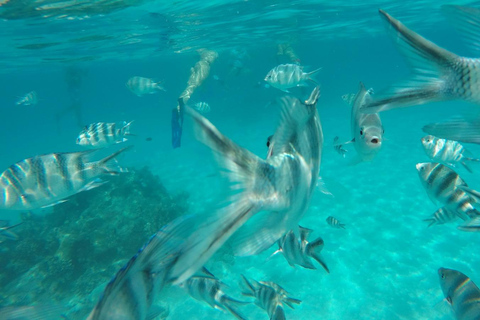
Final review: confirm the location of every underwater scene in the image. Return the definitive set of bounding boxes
[3,0,480,319]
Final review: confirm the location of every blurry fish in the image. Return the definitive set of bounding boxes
[416,162,480,220]
[16,91,38,106]
[0,220,22,243]
[0,147,131,210]
[181,271,247,320]
[264,64,321,92]
[333,136,347,158]
[341,93,356,106]
[241,275,301,320]
[421,135,480,173]
[363,8,480,114]
[192,102,211,114]
[423,207,462,227]
[326,216,345,229]
[438,267,480,319]
[76,121,134,148]
[146,137,153,142]
[271,226,329,273]
[423,118,480,145]
[0,304,66,319]
[126,76,165,97]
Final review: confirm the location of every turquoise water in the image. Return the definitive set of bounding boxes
[2,1,480,319]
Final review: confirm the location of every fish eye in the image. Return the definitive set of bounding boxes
[360,129,363,135]
[441,272,445,279]
[446,296,452,304]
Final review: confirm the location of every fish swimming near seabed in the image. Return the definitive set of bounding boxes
[423,207,463,227]
[77,121,134,148]
[421,135,480,173]
[363,7,480,114]
[326,216,345,229]
[16,91,38,106]
[0,147,131,210]
[438,267,480,319]
[126,76,165,96]
[265,64,321,92]
[241,275,301,320]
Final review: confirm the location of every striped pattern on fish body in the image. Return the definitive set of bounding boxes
[126,76,165,97]
[423,207,461,227]
[438,267,480,320]
[193,102,211,114]
[416,162,479,219]
[326,216,345,229]
[264,64,321,92]
[0,147,130,210]
[16,91,38,106]
[77,121,133,148]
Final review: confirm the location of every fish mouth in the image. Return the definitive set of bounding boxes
[370,137,381,145]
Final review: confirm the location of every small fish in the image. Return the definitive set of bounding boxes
[192,102,211,114]
[416,162,480,220]
[423,207,462,227]
[77,121,134,148]
[271,226,329,273]
[326,216,345,229]
[0,147,131,210]
[182,271,247,320]
[438,267,480,319]
[126,76,165,97]
[241,275,301,320]
[264,64,321,92]
[0,220,22,243]
[333,136,347,158]
[146,137,153,142]
[16,91,38,106]
[421,135,480,173]
[0,304,66,319]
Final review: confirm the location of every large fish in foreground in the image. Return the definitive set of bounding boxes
[362,7,480,114]
[0,147,130,210]
[438,267,480,320]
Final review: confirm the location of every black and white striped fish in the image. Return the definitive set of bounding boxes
[0,147,131,210]
[272,226,329,273]
[333,137,347,158]
[16,91,38,106]
[192,102,211,114]
[182,271,247,320]
[423,207,463,227]
[421,135,480,173]
[0,220,22,243]
[438,267,480,320]
[241,275,301,320]
[326,216,345,229]
[77,122,134,148]
[126,76,165,97]
[264,64,321,92]
[416,162,480,220]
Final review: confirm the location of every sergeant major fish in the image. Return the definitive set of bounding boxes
[0,147,130,210]
[264,64,321,92]
[421,135,480,173]
[77,121,134,148]
[326,216,345,229]
[438,267,480,320]
[16,91,38,106]
[192,102,211,114]
[126,76,165,97]
[423,207,463,227]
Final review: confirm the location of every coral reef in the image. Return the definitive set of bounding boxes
[0,166,187,319]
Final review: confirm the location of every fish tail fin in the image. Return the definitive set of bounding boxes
[221,296,249,320]
[362,9,461,113]
[240,274,256,297]
[122,121,135,136]
[284,297,302,309]
[306,237,330,273]
[95,146,132,175]
[458,216,480,232]
[271,304,286,320]
[422,218,437,228]
[306,67,322,84]
[461,161,474,173]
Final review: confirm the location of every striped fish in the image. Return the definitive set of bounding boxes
[77,121,134,148]
[182,271,247,320]
[126,76,165,97]
[0,220,22,243]
[326,216,345,229]
[421,135,480,173]
[438,267,480,320]
[272,226,329,273]
[264,64,321,92]
[0,147,131,210]
[241,275,301,320]
[423,207,462,227]
[16,91,38,106]
[416,162,480,219]
[192,102,210,114]
[333,137,347,158]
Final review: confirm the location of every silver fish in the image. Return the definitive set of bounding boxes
[421,135,480,173]
[438,267,480,320]
[126,76,165,97]
[423,207,462,227]
[182,272,247,320]
[16,91,38,106]
[350,82,383,162]
[416,162,480,219]
[264,64,321,92]
[423,118,480,145]
[272,226,329,273]
[241,275,301,320]
[333,136,347,158]
[363,8,480,114]
[192,102,211,114]
[164,87,323,285]
[326,216,345,229]
[77,121,134,148]
[0,147,130,210]
[0,304,66,319]
[0,220,22,243]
